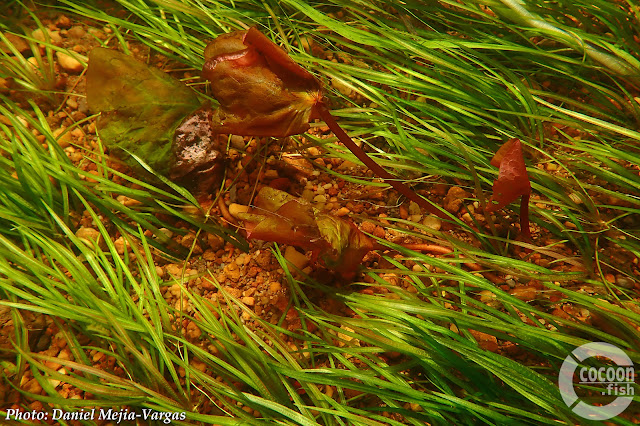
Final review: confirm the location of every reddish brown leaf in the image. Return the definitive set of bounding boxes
[487,138,532,239]
[202,28,322,137]
[202,28,447,219]
[247,199,327,251]
[490,138,517,168]
[316,215,373,278]
[235,187,372,277]
[243,27,318,85]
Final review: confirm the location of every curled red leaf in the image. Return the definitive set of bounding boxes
[487,138,531,239]
[202,27,322,137]
[202,28,447,220]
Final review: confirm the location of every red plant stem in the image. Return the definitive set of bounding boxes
[519,193,531,241]
[372,241,501,283]
[317,105,450,221]
[397,243,453,255]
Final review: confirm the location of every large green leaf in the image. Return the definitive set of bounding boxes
[86,48,201,176]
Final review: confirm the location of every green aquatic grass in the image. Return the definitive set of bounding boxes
[1,0,639,424]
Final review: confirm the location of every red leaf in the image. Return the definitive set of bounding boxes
[487,139,531,239]
[202,28,446,220]
[316,215,373,278]
[243,27,318,85]
[236,187,372,277]
[248,199,327,251]
[202,28,322,137]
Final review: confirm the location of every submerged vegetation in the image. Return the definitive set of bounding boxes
[0,0,638,424]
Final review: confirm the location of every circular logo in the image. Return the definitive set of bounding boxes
[559,342,635,420]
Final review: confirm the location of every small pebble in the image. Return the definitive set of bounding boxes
[230,135,244,149]
[75,227,101,247]
[158,227,173,239]
[283,156,315,177]
[1,32,29,53]
[399,205,409,220]
[169,284,182,297]
[223,262,241,281]
[422,215,442,231]
[263,169,278,178]
[24,378,42,394]
[235,254,247,266]
[331,77,353,97]
[313,194,327,204]
[32,28,62,44]
[410,403,422,412]
[56,15,72,28]
[53,127,71,148]
[408,202,421,216]
[443,186,469,213]
[207,234,224,251]
[166,264,182,277]
[373,226,386,239]
[360,221,376,234]
[468,329,498,352]
[335,207,350,217]
[66,97,78,110]
[191,359,207,373]
[114,237,128,254]
[269,281,281,293]
[284,246,309,270]
[56,51,84,73]
[568,193,583,204]
[186,321,201,339]
[155,266,165,279]
[68,26,86,38]
[616,275,635,289]
[409,214,422,223]
[175,298,189,312]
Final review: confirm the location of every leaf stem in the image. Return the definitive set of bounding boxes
[317,104,450,221]
[520,192,531,241]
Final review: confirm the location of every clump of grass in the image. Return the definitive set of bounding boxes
[1,0,638,424]
[0,24,57,103]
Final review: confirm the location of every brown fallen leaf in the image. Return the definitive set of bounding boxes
[234,187,373,278]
